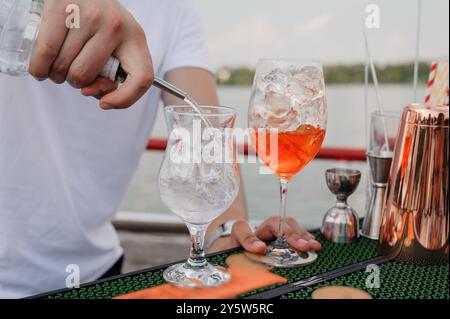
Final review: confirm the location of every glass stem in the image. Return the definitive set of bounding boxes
[336,195,348,208]
[186,223,209,268]
[275,179,289,248]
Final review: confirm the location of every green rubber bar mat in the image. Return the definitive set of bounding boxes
[279,262,449,299]
[42,232,384,299]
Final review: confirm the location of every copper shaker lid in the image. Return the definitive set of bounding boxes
[402,104,449,127]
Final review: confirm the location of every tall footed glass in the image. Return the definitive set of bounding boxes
[248,60,327,268]
[158,105,240,287]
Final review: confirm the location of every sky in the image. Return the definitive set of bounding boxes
[191,0,449,69]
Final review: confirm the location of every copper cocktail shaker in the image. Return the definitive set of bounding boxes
[378,104,449,264]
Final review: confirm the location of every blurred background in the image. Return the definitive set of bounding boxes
[117,0,449,270]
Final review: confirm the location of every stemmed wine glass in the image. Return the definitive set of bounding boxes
[248,60,328,267]
[158,105,240,287]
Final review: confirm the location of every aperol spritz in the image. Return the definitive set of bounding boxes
[248,60,327,267]
[255,124,325,180]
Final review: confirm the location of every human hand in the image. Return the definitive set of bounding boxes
[29,0,154,109]
[208,217,322,254]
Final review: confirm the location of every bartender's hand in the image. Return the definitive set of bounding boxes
[208,217,322,254]
[29,0,154,109]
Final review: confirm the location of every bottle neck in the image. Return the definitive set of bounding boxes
[116,64,128,83]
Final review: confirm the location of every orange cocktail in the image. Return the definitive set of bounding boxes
[255,124,325,180]
[247,60,327,267]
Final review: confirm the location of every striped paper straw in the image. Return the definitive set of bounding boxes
[425,61,449,106]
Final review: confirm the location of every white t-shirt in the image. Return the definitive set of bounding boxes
[0,0,212,298]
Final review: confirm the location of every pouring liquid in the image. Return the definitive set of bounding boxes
[183,95,213,128]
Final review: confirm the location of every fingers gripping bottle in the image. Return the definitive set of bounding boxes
[0,0,122,81]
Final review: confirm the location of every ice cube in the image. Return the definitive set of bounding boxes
[200,162,219,179]
[287,80,314,110]
[168,162,195,180]
[195,163,238,207]
[266,109,299,131]
[292,66,324,94]
[166,139,197,180]
[169,139,187,164]
[201,137,226,170]
[290,66,326,112]
[249,110,269,129]
[310,89,326,109]
[260,68,291,94]
[298,103,320,125]
[264,91,292,117]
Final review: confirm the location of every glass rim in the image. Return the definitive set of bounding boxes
[325,168,362,177]
[257,58,322,64]
[256,59,323,69]
[164,105,237,117]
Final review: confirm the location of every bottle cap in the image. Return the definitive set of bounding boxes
[100,57,121,82]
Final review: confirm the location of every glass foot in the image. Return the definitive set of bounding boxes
[163,262,231,288]
[245,239,318,268]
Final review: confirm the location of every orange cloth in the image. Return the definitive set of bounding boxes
[114,267,287,299]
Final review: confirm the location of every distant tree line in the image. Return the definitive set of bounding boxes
[216,62,432,86]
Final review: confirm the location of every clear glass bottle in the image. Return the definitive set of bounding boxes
[0,0,42,75]
[0,0,121,81]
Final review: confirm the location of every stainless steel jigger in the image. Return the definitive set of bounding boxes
[361,152,393,240]
[321,168,361,243]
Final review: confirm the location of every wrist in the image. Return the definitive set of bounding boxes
[205,219,236,251]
